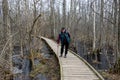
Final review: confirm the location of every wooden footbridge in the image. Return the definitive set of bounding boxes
[41,37,104,80]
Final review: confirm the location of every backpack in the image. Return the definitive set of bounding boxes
[60,32,70,44]
[64,33,70,43]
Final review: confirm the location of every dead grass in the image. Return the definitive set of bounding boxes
[101,71,120,80]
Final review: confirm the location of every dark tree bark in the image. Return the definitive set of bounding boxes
[118,0,120,55]
[2,0,9,42]
[62,0,66,28]
[50,0,55,38]
[2,0,13,71]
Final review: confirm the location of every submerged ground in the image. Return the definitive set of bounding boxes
[12,41,60,80]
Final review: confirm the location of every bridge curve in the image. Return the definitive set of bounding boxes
[41,37,104,80]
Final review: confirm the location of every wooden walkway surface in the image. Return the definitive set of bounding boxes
[41,37,104,80]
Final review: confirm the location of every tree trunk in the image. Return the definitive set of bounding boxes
[93,1,97,61]
[118,0,120,57]
[50,0,55,38]
[2,0,9,42]
[63,0,66,28]
[2,0,13,71]
[93,1,96,51]
[113,0,118,60]
[100,0,104,48]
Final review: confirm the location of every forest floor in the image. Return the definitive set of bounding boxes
[101,71,120,80]
[0,68,5,80]
[0,67,12,80]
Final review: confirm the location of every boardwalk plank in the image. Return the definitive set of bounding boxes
[41,37,103,80]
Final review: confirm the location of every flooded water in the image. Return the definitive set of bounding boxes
[76,41,115,71]
[12,41,60,80]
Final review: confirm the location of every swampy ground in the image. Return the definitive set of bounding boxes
[12,41,60,80]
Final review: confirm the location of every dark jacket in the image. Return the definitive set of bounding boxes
[57,32,70,44]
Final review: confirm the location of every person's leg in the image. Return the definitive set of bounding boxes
[60,44,64,57]
[65,43,69,58]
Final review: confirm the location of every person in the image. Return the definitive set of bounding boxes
[57,27,71,58]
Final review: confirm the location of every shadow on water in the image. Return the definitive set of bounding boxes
[76,41,115,71]
[12,44,32,80]
[12,41,60,80]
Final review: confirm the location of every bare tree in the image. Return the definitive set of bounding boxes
[118,0,120,57]
[100,0,104,48]
[49,0,55,38]
[113,0,119,60]
[93,0,96,51]
[2,0,13,71]
[2,0,8,41]
[62,0,66,28]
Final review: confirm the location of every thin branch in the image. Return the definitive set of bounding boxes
[0,32,18,56]
[28,13,42,44]
[90,0,115,24]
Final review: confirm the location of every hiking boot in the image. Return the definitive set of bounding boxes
[64,55,67,58]
[59,54,62,57]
